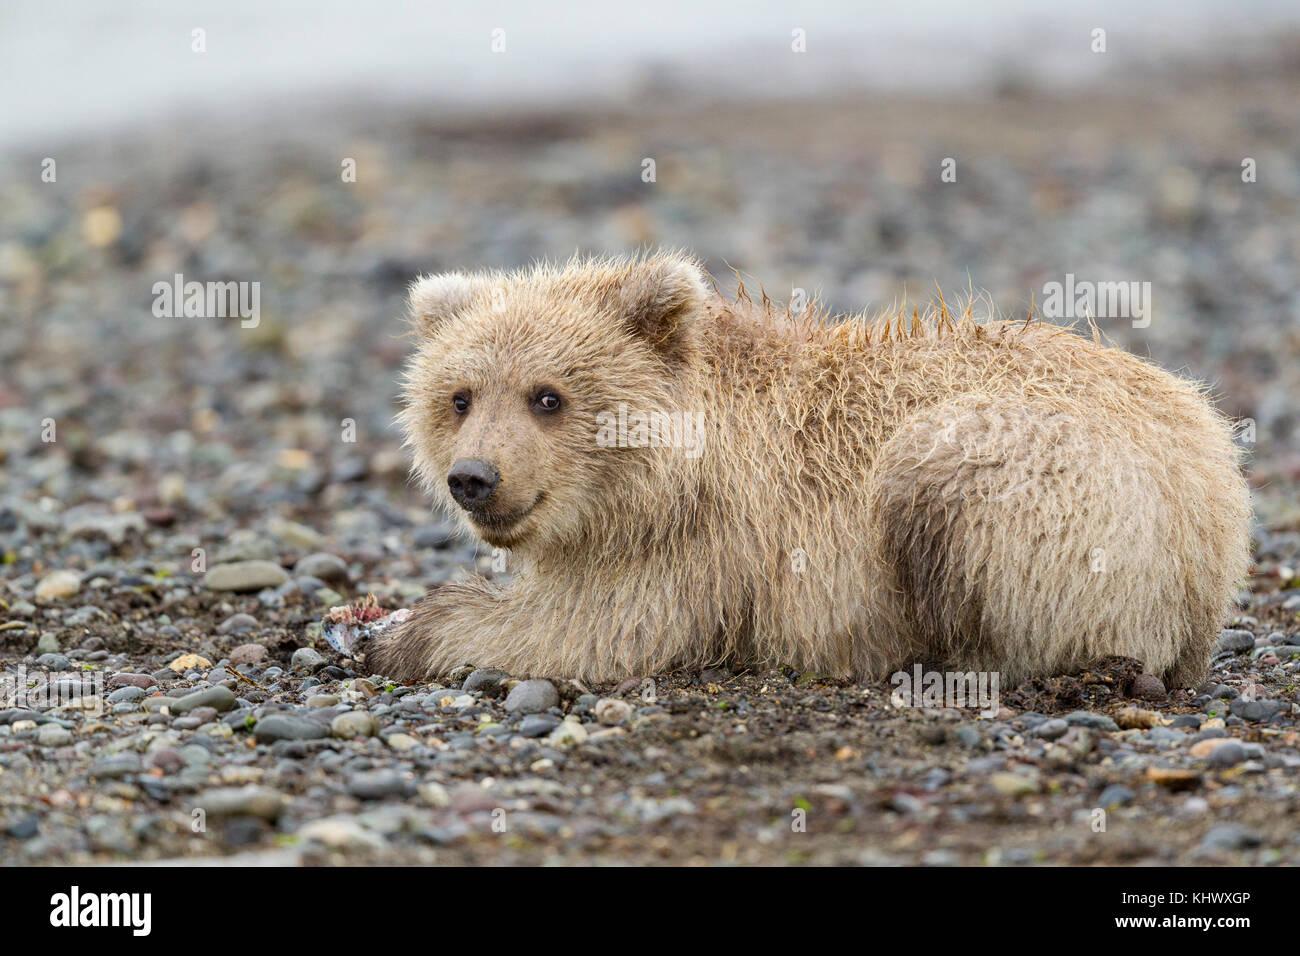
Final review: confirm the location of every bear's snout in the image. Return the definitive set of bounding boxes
[447,457,500,509]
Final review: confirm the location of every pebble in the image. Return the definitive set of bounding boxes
[108,672,156,690]
[36,724,73,747]
[990,772,1038,797]
[462,667,510,698]
[595,698,633,726]
[504,679,559,714]
[194,785,285,820]
[34,570,81,601]
[293,552,350,584]
[1130,674,1166,700]
[347,768,414,800]
[1033,718,1069,740]
[1198,824,1262,853]
[519,713,561,737]
[1097,784,1135,807]
[219,614,261,636]
[252,714,330,743]
[90,754,141,779]
[548,719,588,747]
[206,560,289,592]
[1217,629,1256,653]
[330,711,377,738]
[171,685,237,714]
[1207,741,1247,768]
[290,647,326,672]
[298,817,386,850]
[228,643,268,667]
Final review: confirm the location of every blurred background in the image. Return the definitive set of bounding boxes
[3,0,1300,564]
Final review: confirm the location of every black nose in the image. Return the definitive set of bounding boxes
[447,458,500,508]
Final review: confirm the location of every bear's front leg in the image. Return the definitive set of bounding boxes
[365,568,702,683]
[365,575,509,682]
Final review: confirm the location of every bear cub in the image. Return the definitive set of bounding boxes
[368,252,1250,688]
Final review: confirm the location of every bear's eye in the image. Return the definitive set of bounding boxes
[451,392,471,415]
[531,388,562,414]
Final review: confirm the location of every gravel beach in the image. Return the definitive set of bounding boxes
[3,43,1300,865]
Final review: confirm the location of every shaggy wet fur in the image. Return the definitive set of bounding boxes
[368,252,1251,687]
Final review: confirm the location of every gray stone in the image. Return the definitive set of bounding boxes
[504,679,559,715]
[193,785,285,820]
[519,713,561,737]
[218,613,260,635]
[347,768,415,800]
[1097,784,1135,807]
[293,552,350,584]
[253,714,330,743]
[1034,718,1069,740]
[90,754,141,779]
[171,685,236,714]
[462,667,510,698]
[1199,824,1261,853]
[331,711,378,739]
[291,647,326,672]
[36,724,73,747]
[1217,629,1256,653]
[1207,741,1246,768]
[206,560,289,592]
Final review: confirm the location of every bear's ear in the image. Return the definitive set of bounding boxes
[617,257,708,365]
[408,272,481,336]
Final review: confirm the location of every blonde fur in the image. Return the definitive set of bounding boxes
[369,251,1251,687]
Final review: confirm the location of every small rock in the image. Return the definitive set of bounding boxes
[291,647,326,672]
[347,768,414,800]
[34,570,81,601]
[595,698,633,726]
[1034,718,1069,740]
[252,714,329,743]
[462,667,510,698]
[1130,673,1166,700]
[90,754,141,779]
[1207,741,1246,768]
[206,560,289,592]
[504,679,559,715]
[169,653,211,673]
[293,552,350,584]
[171,686,236,714]
[298,816,385,850]
[330,711,377,739]
[1198,824,1261,853]
[990,772,1039,797]
[519,713,560,737]
[1146,766,1201,790]
[36,724,73,747]
[108,672,156,690]
[1097,784,1135,807]
[194,785,285,820]
[228,643,267,668]
[1217,629,1256,653]
[218,614,260,636]
[547,718,588,747]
